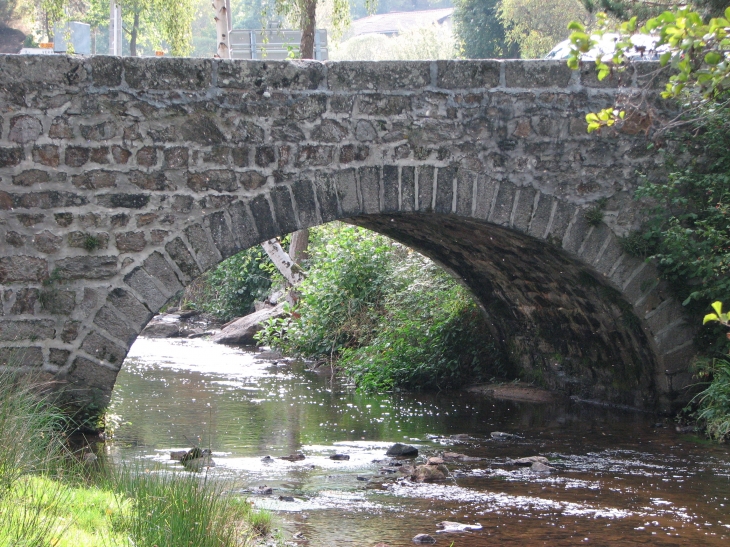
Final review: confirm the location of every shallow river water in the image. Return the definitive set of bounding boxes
[105,337,730,546]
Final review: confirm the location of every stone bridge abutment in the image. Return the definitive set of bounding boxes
[0,54,694,414]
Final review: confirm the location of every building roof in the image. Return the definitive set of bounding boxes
[348,8,454,37]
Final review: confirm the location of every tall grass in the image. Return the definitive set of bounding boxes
[0,365,70,546]
[693,357,730,442]
[109,465,271,547]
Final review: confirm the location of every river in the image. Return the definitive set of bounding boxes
[104,337,730,546]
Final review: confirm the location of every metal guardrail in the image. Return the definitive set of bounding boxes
[229,29,328,60]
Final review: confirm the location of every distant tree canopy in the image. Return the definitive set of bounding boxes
[499,0,590,58]
[453,0,517,58]
[579,0,729,22]
[0,0,19,25]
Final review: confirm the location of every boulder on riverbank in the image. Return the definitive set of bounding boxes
[386,443,418,457]
[213,304,286,346]
[412,464,449,482]
[140,310,218,338]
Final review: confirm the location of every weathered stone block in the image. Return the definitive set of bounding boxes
[142,252,183,296]
[311,119,349,142]
[417,166,435,212]
[32,145,60,167]
[187,170,237,193]
[545,200,576,242]
[290,179,317,228]
[435,165,456,214]
[39,289,76,315]
[354,120,377,142]
[123,57,212,90]
[489,182,516,226]
[270,186,299,235]
[401,166,416,212]
[54,256,117,280]
[112,145,131,164]
[359,166,380,214]
[184,224,221,271]
[0,147,24,168]
[107,288,152,331]
[313,172,340,222]
[456,169,474,217]
[204,212,237,259]
[296,145,335,167]
[164,147,189,168]
[49,118,73,139]
[61,320,82,343]
[217,59,325,90]
[5,231,25,247]
[96,194,150,209]
[65,146,91,167]
[80,331,126,367]
[382,165,399,213]
[33,231,62,254]
[54,212,73,227]
[93,304,138,346]
[512,187,537,232]
[91,56,123,87]
[123,267,168,311]
[0,346,44,367]
[0,256,47,283]
[562,212,592,254]
[80,121,117,141]
[248,195,278,242]
[272,121,305,142]
[10,288,38,315]
[340,144,369,163]
[505,60,573,88]
[67,231,109,250]
[136,146,158,167]
[72,170,117,189]
[228,201,260,249]
[0,319,55,341]
[180,114,226,145]
[359,94,411,117]
[328,61,430,91]
[231,147,249,168]
[437,60,501,89]
[115,231,147,252]
[9,115,42,143]
[49,348,70,367]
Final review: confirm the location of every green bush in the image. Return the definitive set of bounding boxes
[259,223,508,392]
[183,246,277,322]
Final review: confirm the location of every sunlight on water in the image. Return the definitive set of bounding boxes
[106,338,730,546]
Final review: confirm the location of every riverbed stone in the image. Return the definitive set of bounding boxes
[213,304,286,346]
[386,443,418,457]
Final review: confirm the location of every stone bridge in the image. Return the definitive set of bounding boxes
[0,55,695,416]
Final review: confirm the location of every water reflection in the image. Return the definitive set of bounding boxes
[107,338,730,546]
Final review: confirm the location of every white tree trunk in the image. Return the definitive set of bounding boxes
[289,229,310,263]
[261,239,305,286]
[212,0,230,58]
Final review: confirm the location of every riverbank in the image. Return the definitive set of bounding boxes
[0,369,276,547]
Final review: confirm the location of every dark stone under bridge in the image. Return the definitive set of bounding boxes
[0,54,694,414]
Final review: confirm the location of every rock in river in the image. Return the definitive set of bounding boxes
[412,464,449,482]
[509,456,549,466]
[330,453,350,460]
[213,304,285,346]
[279,453,306,462]
[412,534,436,544]
[386,443,418,457]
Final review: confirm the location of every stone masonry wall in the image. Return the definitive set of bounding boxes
[0,54,695,413]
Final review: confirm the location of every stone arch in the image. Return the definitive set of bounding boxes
[0,55,693,414]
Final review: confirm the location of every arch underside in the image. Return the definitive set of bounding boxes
[0,56,696,415]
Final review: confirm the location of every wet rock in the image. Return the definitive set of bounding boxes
[261,455,275,463]
[442,452,481,462]
[675,425,695,434]
[427,457,444,465]
[510,456,549,466]
[386,443,418,457]
[436,521,483,533]
[357,475,370,481]
[279,453,306,462]
[412,464,449,482]
[330,454,350,460]
[490,431,522,440]
[251,485,273,495]
[278,495,295,502]
[212,303,285,346]
[170,450,187,461]
[141,320,180,338]
[450,433,470,441]
[530,461,554,473]
[379,467,397,474]
[412,533,436,544]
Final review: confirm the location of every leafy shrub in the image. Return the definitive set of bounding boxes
[259,223,508,391]
[183,246,277,322]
